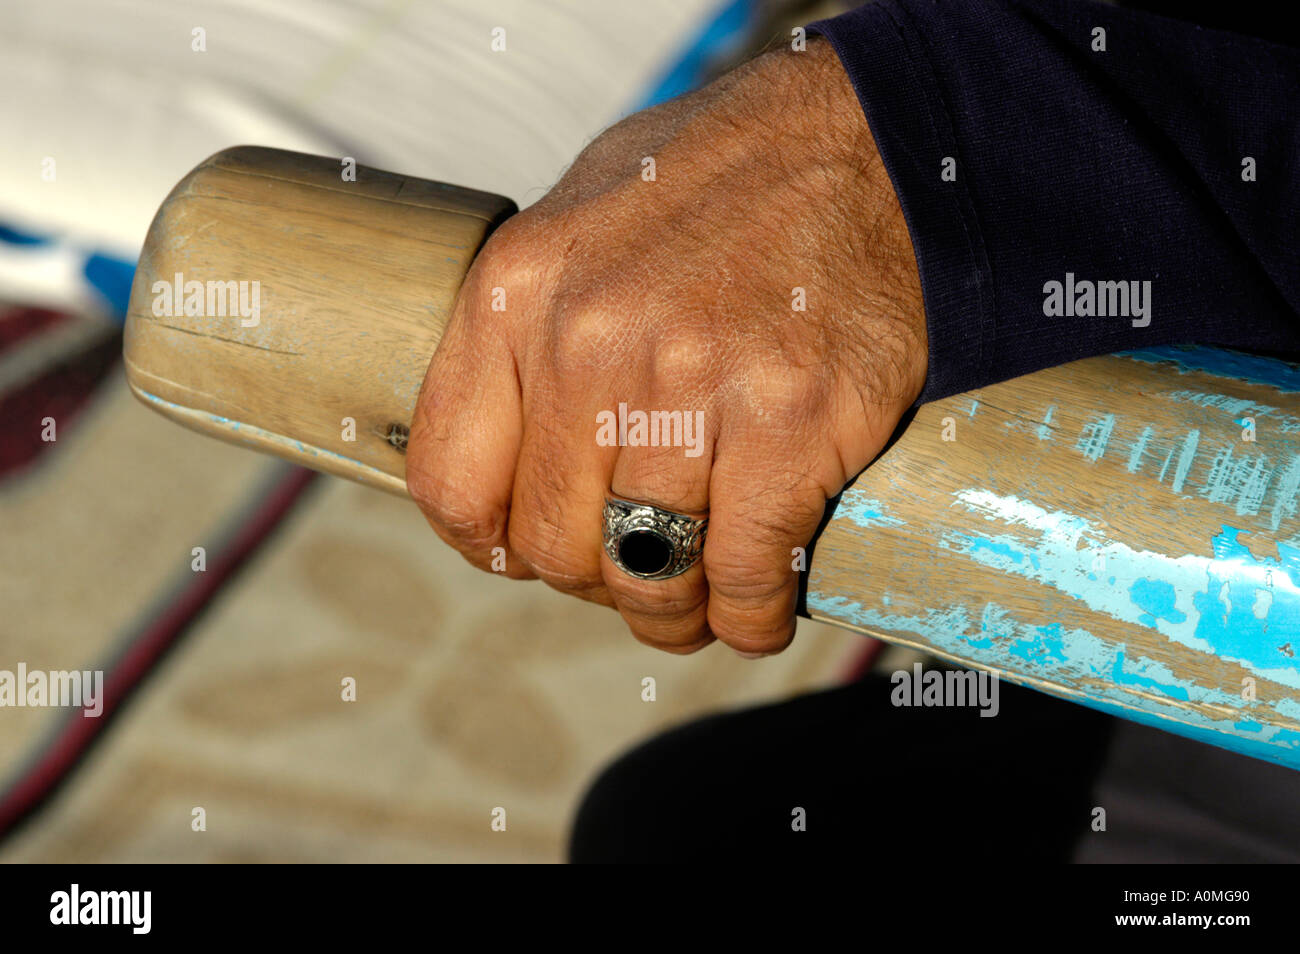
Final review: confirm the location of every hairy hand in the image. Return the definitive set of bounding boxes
[406,39,926,656]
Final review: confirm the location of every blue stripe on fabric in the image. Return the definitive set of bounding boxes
[0,222,134,322]
[633,0,760,109]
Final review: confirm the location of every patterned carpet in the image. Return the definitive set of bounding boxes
[0,365,861,862]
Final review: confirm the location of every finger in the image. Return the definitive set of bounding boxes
[406,263,534,579]
[703,424,832,657]
[600,407,715,651]
[507,388,618,605]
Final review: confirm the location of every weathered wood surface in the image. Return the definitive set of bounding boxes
[124,148,1300,769]
[123,146,515,494]
[810,347,1300,769]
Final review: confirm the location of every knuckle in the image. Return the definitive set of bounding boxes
[703,552,791,606]
[547,304,621,378]
[438,508,507,552]
[466,220,551,312]
[447,516,504,551]
[477,218,535,273]
[409,476,505,552]
[650,328,720,386]
[748,362,827,422]
[442,517,507,557]
[707,599,795,652]
[608,579,705,624]
[509,526,598,595]
[524,559,601,599]
[533,562,597,595]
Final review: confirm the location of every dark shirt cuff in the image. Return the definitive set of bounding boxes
[810,2,994,404]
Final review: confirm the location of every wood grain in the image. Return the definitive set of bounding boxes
[123,146,515,493]
[124,147,1300,769]
[810,347,1300,769]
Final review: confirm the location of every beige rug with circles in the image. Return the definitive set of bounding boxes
[1,375,861,862]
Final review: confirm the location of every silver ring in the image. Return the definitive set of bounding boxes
[602,496,707,580]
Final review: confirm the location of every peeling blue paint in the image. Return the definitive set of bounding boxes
[1037,405,1056,441]
[806,344,1300,771]
[1171,430,1200,493]
[943,490,1300,690]
[1200,445,1271,515]
[1122,346,1300,394]
[1075,411,1300,523]
[1127,426,1152,473]
[967,537,1025,566]
[1271,456,1300,531]
[807,590,1300,769]
[136,390,384,474]
[1077,414,1115,462]
[1130,578,1187,627]
[834,489,905,529]
[1165,390,1300,433]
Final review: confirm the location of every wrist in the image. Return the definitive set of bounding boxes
[768,37,930,410]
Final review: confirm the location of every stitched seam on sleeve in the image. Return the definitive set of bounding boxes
[880,0,998,387]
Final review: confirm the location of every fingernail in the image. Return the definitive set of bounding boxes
[735,651,767,660]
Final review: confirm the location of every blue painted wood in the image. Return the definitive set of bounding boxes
[807,345,1300,770]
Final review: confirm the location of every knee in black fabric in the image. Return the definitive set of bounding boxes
[569,674,1115,863]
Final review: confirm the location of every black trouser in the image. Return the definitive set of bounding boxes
[569,673,1300,863]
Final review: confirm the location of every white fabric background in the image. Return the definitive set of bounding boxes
[2,0,715,263]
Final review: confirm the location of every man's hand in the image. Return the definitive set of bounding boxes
[406,39,926,656]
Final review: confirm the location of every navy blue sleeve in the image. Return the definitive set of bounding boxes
[809,0,1300,402]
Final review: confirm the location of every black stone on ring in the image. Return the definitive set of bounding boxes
[602,496,707,581]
